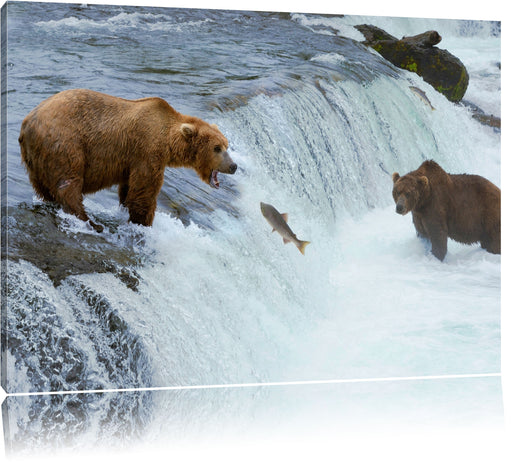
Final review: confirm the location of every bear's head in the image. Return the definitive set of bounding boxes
[392,172,429,215]
[175,119,237,189]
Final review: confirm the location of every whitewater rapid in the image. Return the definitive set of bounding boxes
[135,73,500,386]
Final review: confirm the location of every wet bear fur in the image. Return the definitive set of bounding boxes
[19,89,237,231]
[392,160,500,261]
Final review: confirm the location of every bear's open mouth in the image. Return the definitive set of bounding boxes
[209,170,220,189]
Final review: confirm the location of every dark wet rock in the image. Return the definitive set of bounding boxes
[460,100,501,130]
[65,362,85,384]
[2,202,144,290]
[354,24,397,43]
[400,30,442,47]
[355,24,469,102]
[472,112,500,129]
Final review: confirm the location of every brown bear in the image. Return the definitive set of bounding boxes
[19,89,237,232]
[392,160,500,261]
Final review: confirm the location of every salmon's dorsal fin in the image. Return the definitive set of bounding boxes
[281,213,289,222]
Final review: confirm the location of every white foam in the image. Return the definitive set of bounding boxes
[35,12,213,34]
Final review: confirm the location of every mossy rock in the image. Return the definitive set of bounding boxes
[355,24,469,102]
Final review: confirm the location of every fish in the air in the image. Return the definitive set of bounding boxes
[260,202,311,255]
[409,86,435,110]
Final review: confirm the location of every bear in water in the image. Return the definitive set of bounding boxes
[392,160,500,261]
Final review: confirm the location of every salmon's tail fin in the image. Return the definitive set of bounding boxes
[297,240,311,255]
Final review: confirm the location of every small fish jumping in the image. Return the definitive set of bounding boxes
[260,202,311,255]
[409,86,435,111]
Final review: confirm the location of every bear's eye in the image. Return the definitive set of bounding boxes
[214,145,222,153]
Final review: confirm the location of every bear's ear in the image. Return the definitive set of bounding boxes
[392,172,400,183]
[418,176,429,188]
[180,123,197,138]
[210,123,219,130]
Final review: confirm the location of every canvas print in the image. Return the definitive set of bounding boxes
[0,0,503,457]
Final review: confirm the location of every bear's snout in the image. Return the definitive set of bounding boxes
[216,151,237,175]
[395,197,407,215]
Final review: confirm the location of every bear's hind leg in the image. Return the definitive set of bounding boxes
[56,178,103,232]
[481,220,501,255]
[28,174,55,202]
[481,237,500,255]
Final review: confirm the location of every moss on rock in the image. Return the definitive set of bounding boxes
[355,24,469,102]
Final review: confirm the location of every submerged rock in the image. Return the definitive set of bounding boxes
[460,100,501,130]
[355,24,469,102]
[471,112,501,129]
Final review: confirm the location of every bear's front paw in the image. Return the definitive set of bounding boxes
[89,220,104,233]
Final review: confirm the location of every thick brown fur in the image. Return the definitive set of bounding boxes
[392,160,500,261]
[19,89,237,231]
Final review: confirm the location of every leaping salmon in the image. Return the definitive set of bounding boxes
[409,86,435,111]
[260,202,311,255]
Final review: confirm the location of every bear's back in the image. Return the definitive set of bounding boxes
[43,89,175,123]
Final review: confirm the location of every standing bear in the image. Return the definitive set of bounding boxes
[19,89,237,232]
[392,160,500,261]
